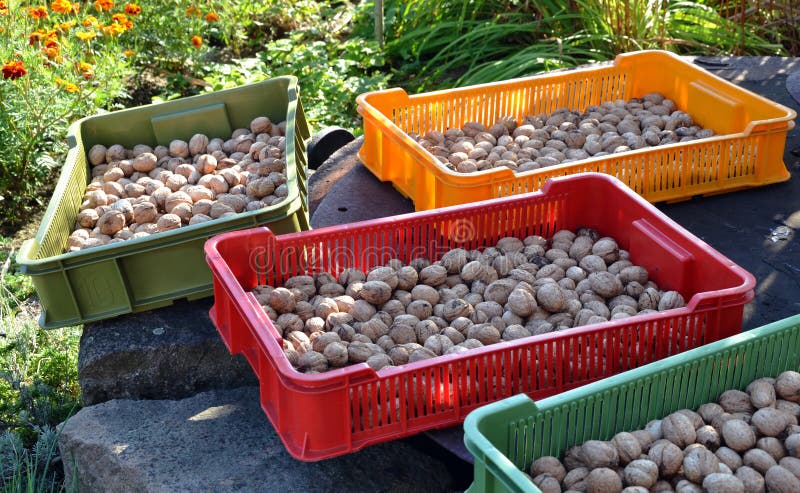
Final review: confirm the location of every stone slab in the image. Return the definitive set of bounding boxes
[59,386,463,493]
[79,298,256,405]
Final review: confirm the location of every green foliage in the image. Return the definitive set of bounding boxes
[381,0,788,90]
[0,1,134,234]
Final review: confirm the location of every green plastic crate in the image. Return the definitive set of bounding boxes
[463,314,800,493]
[17,76,311,329]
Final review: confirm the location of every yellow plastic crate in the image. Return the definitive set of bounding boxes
[357,50,796,210]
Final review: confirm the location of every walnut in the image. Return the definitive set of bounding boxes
[776,372,800,403]
[744,448,777,475]
[624,459,658,488]
[695,425,721,450]
[411,284,440,305]
[613,432,643,465]
[536,283,565,312]
[735,465,764,492]
[579,255,607,273]
[721,419,756,452]
[366,353,392,371]
[268,287,296,313]
[658,291,685,310]
[466,324,500,345]
[698,403,725,424]
[564,467,589,489]
[715,447,743,471]
[683,446,719,483]
[105,144,127,163]
[673,479,701,493]
[360,281,393,305]
[660,412,697,448]
[529,456,566,482]
[586,467,622,493]
[251,116,272,135]
[408,347,437,363]
[720,390,755,414]
[588,271,623,299]
[442,299,473,321]
[780,457,800,480]
[311,332,341,353]
[88,144,108,165]
[702,473,744,493]
[419,265,448,286]
[765,465,800,492]
[753,408,793,437]
[648,440,684,476]
[758,437,787,462]
[631,430,654,452]
[592,238,619,264]
[297,351,327,373]
[788,434,800,458]
[582,440,619,469]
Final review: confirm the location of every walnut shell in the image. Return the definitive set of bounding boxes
[744,448,778,475]
[532,473,562,493]
[720,390,755,414]
[776,372,800,403]
[188,133,209,155]
[530,456,566,483]
[658,291,685,310]
[721,419,756,452]
[662,412,696,448]
[622,459,657,488]
[360,281,393,306]
[698,403,725,424]
[683,446,719,483]
[466,324,500,345]
[588,271,623,298]
[536,283,565,312]
[788,434,800,458]
[612,432,642,465]
[752,408,793,437]
[585,467,622,493]
[765,465,800,493]
[780,457,800,480]
[297,350,328,373]
[696,425,721,450]
[702,473,744,493]
[735,465,765,492]
[582,440,619,469]
[419,264,448,286]
[507,288,537,317]
[648,440,683,476]
[88,144,108,165]
[97,210,126,235]
[592,237,619,264]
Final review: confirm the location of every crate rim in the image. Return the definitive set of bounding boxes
[356,50,797,183]
[17,75,304,270]
[204,172,756,389]
[462,313,800,493]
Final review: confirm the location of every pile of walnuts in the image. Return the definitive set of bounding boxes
[252,228,687,374]
[67,116,289,251]
[409,92,716,174]
[525,371,800,493]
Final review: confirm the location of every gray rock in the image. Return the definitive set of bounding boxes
[60,387,455,493]
[79,298,256,405]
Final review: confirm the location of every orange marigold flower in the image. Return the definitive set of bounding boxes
[190,35,202,48]
[51,0,72,14]
[185,5,196,17]
[0,0,8,15]
[111,12,126,23]
[93,0,113,11]
[2,60,27,80]
[82,15,98,26]
[76,61,94,79]
[123,3,140,15]
[204,12,218,22]
[122,49,134,56]
[44,46,59,59]
[29,6,48,19]
[102,22,126,35]
[63,83,79,93]
[76,30,96,41]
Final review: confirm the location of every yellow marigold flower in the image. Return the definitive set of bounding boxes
[102,22,126,36]
[93,0,113,12]
[0,0,8,15]
[111,12,126,23]
[51,0,72,14]
[76,30,96,41]
[44,45,59,59]
[63,83,79,93]
[123,3,140,15]
[190,35,202,48]
[204,12,218,22]
[82,15,98,26]
[122,49,134,56]
[29,6,48,19]
[58,20,76,31]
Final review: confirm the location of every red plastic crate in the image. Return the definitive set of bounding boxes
[204,173,754,461]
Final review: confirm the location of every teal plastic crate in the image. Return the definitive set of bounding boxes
[17,77,311,328]
[464,314,800,493]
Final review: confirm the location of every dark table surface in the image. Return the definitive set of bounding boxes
[309,56,800,462]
